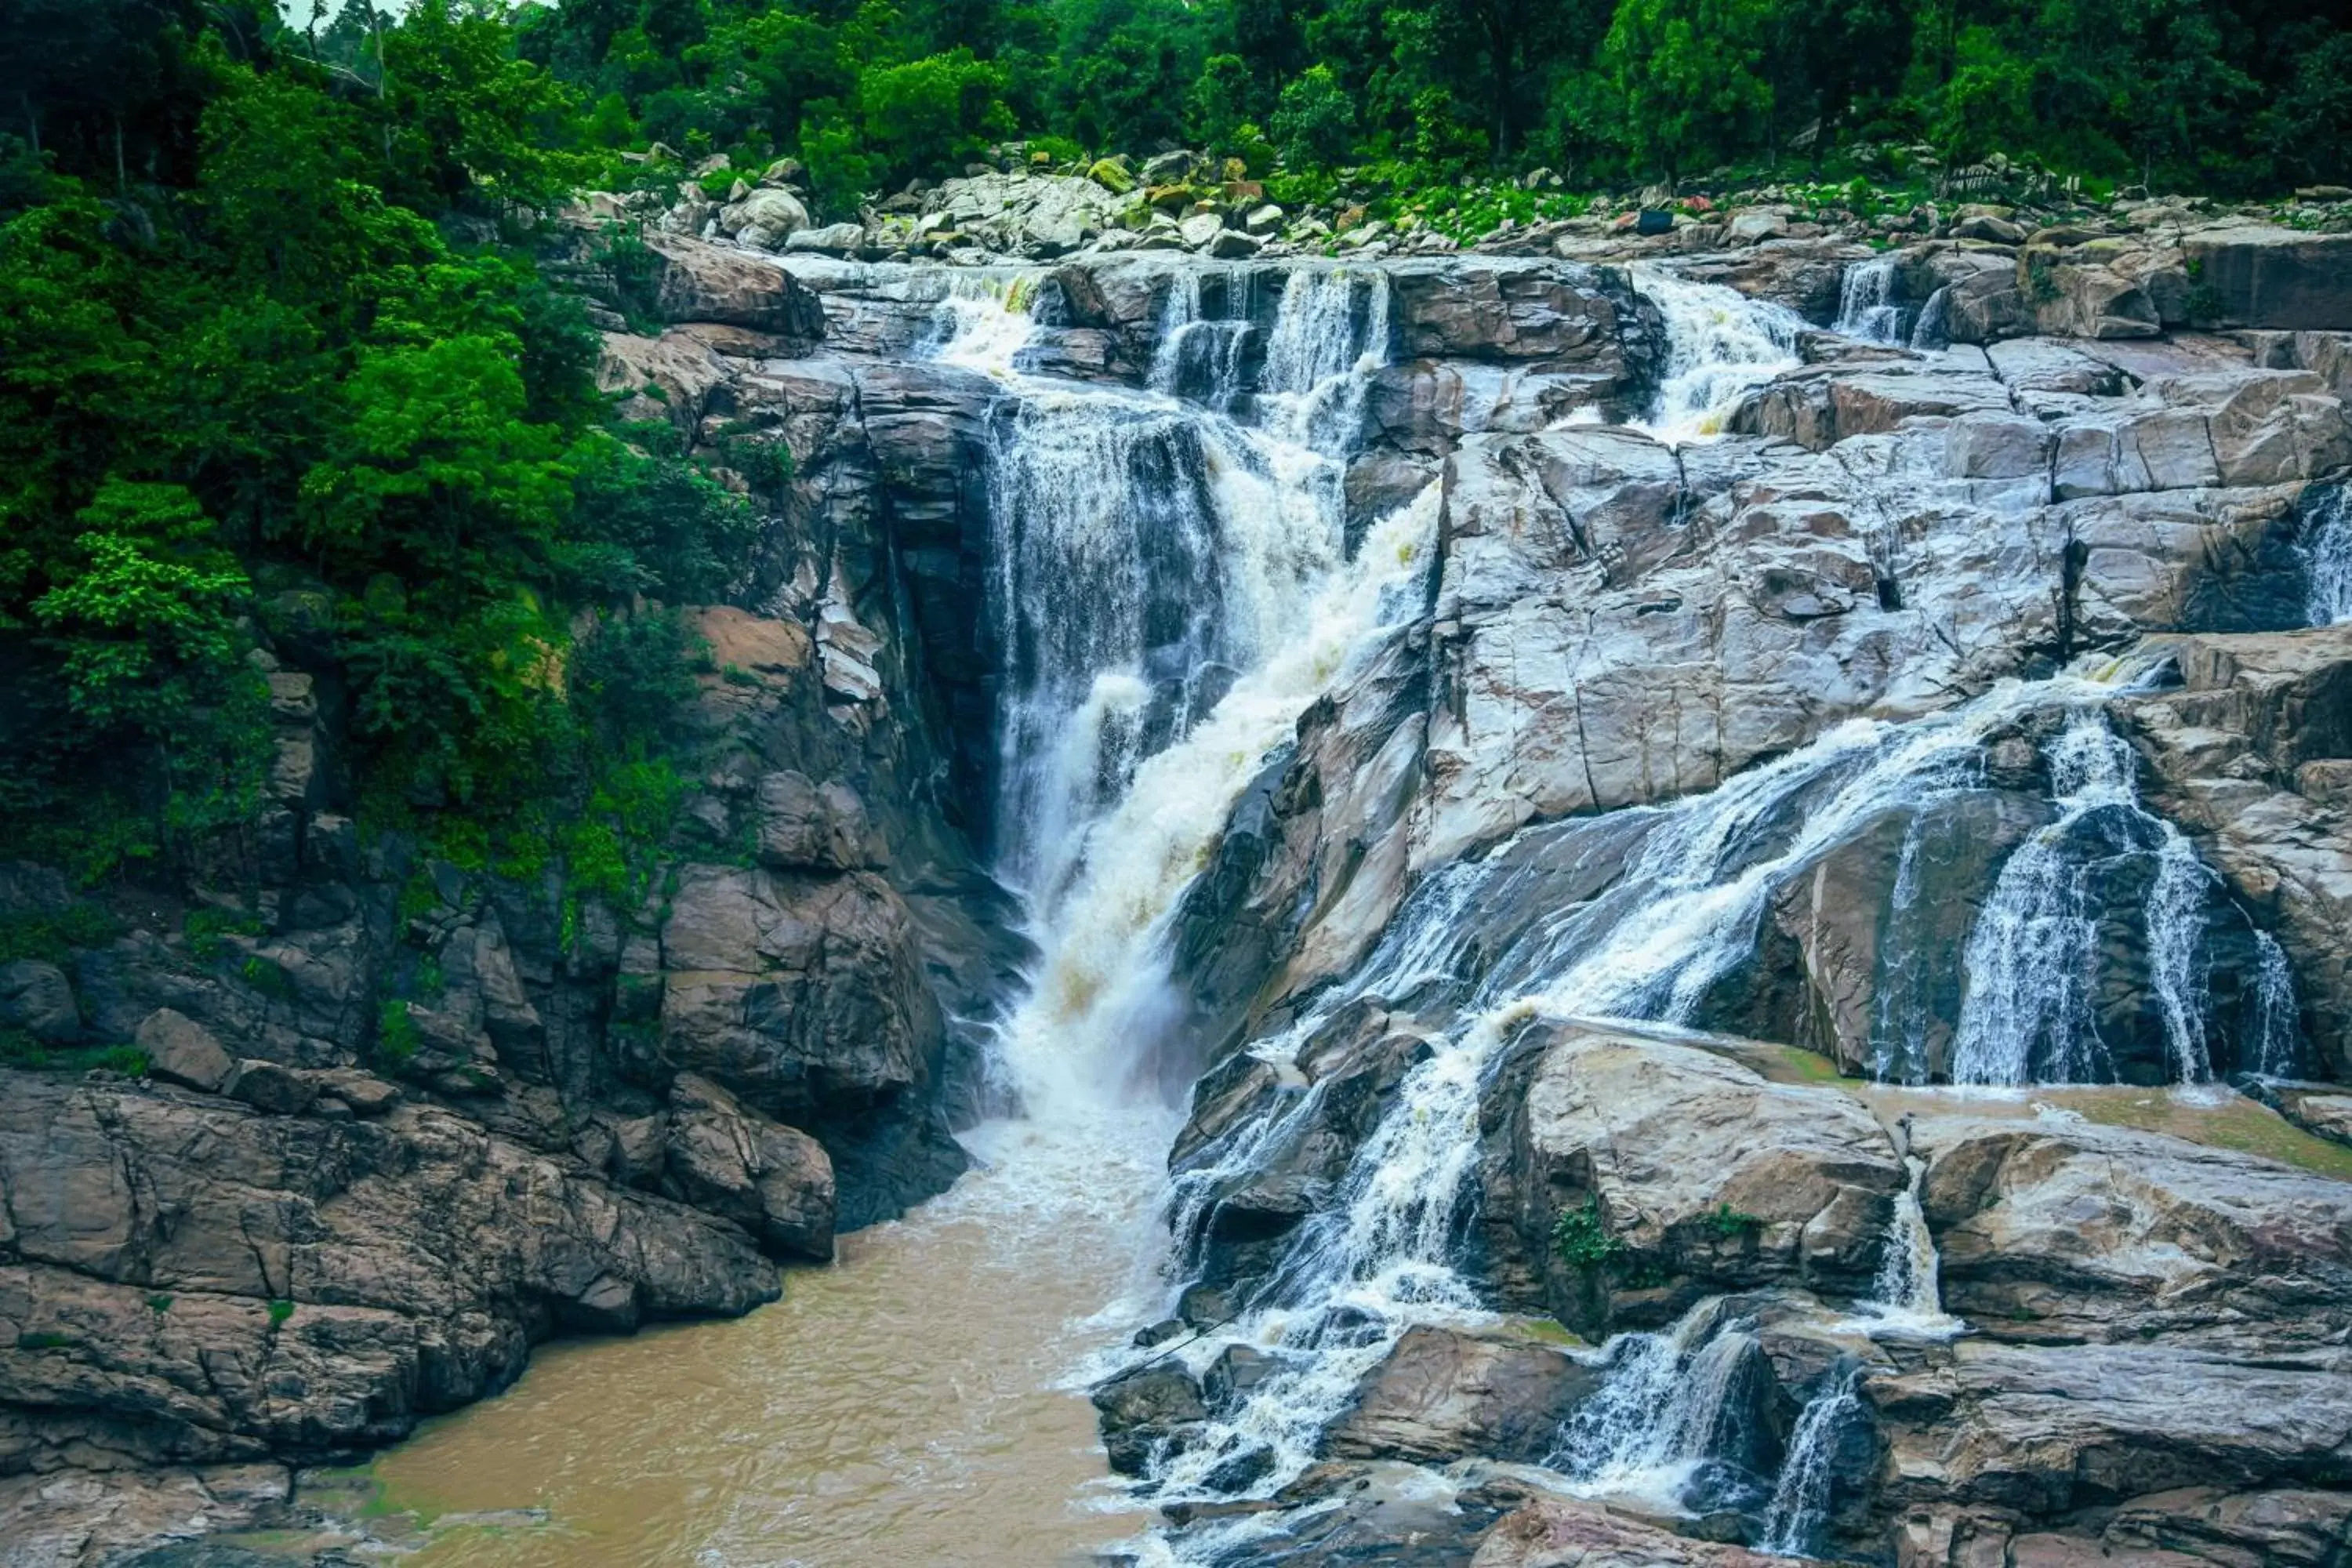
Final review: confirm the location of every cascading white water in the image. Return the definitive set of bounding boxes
[1841,1156,1959,1339]
[1630,268,1806,443]
[2303,486,2352,626]
[1548,1313,1767,1511]
[1142,680,2102,1510]
[961,271,1385,912]
[1946,718,2215,1086]
[925,260,1417,1153]
[2251,931,2304,1079]
[1867,820,1934,1083]
[1755,1370,1862,1557]
[1907,285,1951,351]
[1834,257,1904,344]
[1149,268,1254,409]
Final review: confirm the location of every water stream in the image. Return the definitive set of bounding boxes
[2304,485,2352,626]
[1833,256,1904,344]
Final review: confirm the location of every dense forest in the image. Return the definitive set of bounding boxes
[1,0,2347,922]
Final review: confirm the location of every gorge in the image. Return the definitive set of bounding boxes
[7,212,2352,1568]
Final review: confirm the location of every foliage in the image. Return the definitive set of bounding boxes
[184,905,264,960]
[1553,1195,1625,1271]
[2,1,737,903]
[0,1028,147,1076]
[0,906,125,966]
[1700,1202,1766,1237]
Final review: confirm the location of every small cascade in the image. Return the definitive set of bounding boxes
[1630,268,1806,443]
[925,274,1040,378]
[1866,821,1935,1083]
[1947,718,2217,1086]
[1907,285,1952,350]
[2302,485,2352,626]
[1755,1370,1863,1557]
[1149,269,1254,410]
[1834,257,1905,344]
[1258,268,1391,452]
[1844,1156,1960,1339]
[1548,1309,1758,1509]
[2250,932,2305,1079]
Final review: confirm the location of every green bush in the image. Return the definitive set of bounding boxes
[1553,1196,1626,1272]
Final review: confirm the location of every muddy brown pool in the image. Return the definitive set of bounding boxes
[369,1116,1173,1566]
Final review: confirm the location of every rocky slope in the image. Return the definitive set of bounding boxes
[5,214,2351,1565]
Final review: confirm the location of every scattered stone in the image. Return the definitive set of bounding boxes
[135,1007,231,1092]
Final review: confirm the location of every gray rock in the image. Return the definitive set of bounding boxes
[1914,1113,2352,1349]
[662,1073,836,1261]
[134,1008,231,1092]
[223,1059,315,1116]
[786,221,864,256]
[0,959,78,1044]
[1325,1323,1602,1465]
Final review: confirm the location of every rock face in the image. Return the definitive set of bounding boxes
[1326,1323,1602,1465]
[1913,1114,2352,1348]
[1097,240,2352,1568]
[0,1073,777,1475]
[1478,1027,1905,1334]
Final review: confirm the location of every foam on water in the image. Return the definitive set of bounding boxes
[1947,717,2216,1086]
[1630,267,1806,442]
[1834,256,1905,344]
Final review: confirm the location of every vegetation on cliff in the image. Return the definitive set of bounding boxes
[2,1,747,889]
[2,0,2346,895]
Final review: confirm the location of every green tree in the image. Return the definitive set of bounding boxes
[1602,0,1775,184]
[1270,64,1357,166]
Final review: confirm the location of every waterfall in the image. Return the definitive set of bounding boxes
[2303,486,2352,626]
[942,273,1389,913]
[1907,285,1951,351]
[2251,932,2304,1079]
[1259,268,1391,452]
[1141,660,2268,1517]
[1755,1370,1862,1557]
[1548,1312,1762,1510]
[1834,258,1904,344]
[1142,681,2076,1506]
[1629,267,1806,442]
[1867,820,1935,1083]
[1842,1156,1959,1338]
[1947,718,2216,1086]
[922,267,1415,1132]
[1149,268,1254,409]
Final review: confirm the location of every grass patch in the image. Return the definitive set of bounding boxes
[2072,1091,2352,1181]
[0,906,122,966]
[0,1028,146,1076]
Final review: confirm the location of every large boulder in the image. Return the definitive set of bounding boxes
[642,233,824,337]
[656,865,943,1121]
[1913,1114,2352,1350]
[2181,227,2352,330]
[662,1073,836,1261]
[1325,1323,1603,1465]
[1477,1025,1905,1332]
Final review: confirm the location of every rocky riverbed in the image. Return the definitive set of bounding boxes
[5,212,2351,1566]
